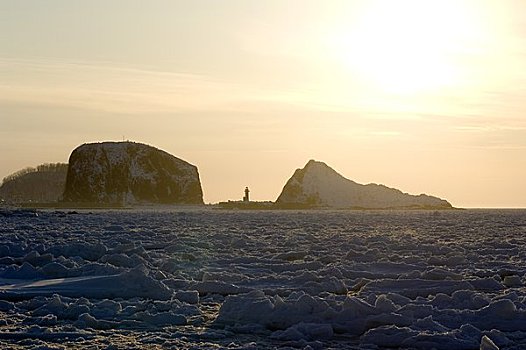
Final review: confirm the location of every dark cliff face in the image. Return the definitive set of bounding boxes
[63,142,204,205]
[276,160,453,209]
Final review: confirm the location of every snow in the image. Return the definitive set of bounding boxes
[0,208,525,349]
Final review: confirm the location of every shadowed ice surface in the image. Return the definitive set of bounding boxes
[0,208,525,349]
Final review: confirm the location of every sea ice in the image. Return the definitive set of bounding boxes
[0,208,525,349]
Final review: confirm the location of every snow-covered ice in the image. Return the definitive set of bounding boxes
[0,208,525,349]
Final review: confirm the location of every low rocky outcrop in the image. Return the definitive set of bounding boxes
[276,160,452,209]
[63,142,203,205]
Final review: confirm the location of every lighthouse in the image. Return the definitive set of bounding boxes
[243,187,250,202]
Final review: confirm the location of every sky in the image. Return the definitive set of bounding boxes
[1,0,526,207]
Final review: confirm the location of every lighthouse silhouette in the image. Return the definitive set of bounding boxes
[243,187,250,202]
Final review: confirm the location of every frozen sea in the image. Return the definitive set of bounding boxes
[0,208,525,349]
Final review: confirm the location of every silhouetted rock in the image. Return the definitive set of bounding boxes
[63,142,203,205]
[276,160,452,209]
[0,163,68,203]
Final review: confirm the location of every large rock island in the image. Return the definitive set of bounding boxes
[63,142,203,205]
[276,160,452,209]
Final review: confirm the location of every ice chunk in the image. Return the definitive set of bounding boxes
[360,279,474,298]
[502,275,522,288]
[272,251,308,261]
[374,294,398,313]
[23,251,53,267]
[271,322,333,341]
[479,299,517,320]
[0,266,172,300]
[39,262,70,279]
[133,311,187,326]
[469,278,504,292]
[361,326,418,348]
[100,253,144,268]
[75,313,117,330]
[46,243,107,261]
[413,316,449,332]
[0,300,15,312]
[32,294,90,320]
[91,299,122,318]
[421,267,462,280]
[192,281,252,296]
[175,290,199,304]
[1,262,42,279]
[401,330,480,350]
[215,290,274,326]
[480,335,499,350]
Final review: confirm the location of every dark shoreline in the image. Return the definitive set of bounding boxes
[6,201,463,211]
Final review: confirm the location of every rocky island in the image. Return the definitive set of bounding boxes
[276,160,452,209]
[63,142,203,205]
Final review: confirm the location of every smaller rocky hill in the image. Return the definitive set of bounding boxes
[63,142,204,205]
[276,160,452,209]
[0,163,68,203]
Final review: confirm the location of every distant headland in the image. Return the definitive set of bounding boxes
[0,141,453,209]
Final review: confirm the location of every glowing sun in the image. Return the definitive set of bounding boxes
[328,0,482,95]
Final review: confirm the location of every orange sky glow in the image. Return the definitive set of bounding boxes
[1,1,526,207]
